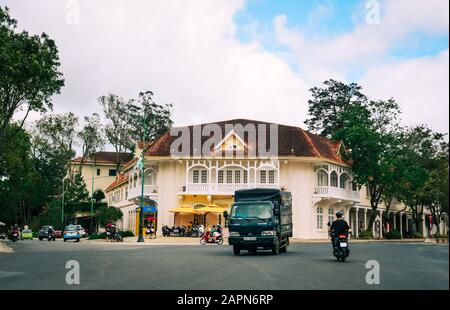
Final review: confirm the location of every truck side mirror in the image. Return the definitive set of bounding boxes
[223,211,228,218]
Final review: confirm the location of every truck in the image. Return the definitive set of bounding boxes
[224,188,293,255]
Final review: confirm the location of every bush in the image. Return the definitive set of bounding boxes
[412,232,423,239]
[359,230,372,239]
[88,232,106,240]
[385,229,402,239]
[119,230,134,237]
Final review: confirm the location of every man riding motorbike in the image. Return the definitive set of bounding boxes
[105,221,116,241]
[328,212,349,251]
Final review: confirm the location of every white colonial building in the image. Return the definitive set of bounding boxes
[106,119,441,239]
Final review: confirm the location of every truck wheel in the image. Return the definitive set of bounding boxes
[233,246,241,256]
[272,241,280,255]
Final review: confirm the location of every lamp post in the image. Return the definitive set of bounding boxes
[61,177,65,228]
[90,156,96,234]
[137,113,147,243]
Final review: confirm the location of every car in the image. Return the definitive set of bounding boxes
[63,226,81,242]
[38,225,54,241]
[54,230,62,238]
[21,229,33,240]
[73,225,87,238]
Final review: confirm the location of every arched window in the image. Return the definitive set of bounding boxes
[317,170,328,186]
[258,169,277,184]
[328,208,334,225]
[191,169,208,184]
[340,173,351,189]
[330,171,338,187]
[316,207,323,229]
[145,169,157,185]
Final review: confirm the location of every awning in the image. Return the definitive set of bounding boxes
[196,204,229,214]
[169,206,202,215]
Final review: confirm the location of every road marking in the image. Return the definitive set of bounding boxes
[0,271,25,279]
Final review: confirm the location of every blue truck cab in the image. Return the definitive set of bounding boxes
[225,188,293,255]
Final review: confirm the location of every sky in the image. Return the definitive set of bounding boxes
[2,0,449,146]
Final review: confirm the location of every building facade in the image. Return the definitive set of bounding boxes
[105,119,442,239]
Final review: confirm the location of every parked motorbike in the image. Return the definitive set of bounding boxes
[162,225,172,237]
[333,234,350,262]
[200,231,223,245]
[113,231,123,242]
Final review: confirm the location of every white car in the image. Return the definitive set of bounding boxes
[68,224,87,238]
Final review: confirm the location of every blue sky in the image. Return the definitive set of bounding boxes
[235,0,449,66]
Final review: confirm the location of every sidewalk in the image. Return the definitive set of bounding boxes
[0,240,13,253]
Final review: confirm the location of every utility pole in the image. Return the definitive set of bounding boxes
[137,113,147,243]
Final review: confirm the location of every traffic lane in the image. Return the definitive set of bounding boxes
[0,241,448,290]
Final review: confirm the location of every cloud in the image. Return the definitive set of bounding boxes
[360,50,449,134]
[4,0,310,131]
[273,0,449,132]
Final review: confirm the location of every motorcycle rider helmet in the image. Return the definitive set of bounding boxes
[336,211,343,218]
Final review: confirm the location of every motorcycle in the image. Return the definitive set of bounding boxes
[333,234,350,262]
[162,225,172,237]
[200,231,223,245]
[10,230,19,243]
[113,231,123,242]
[47,232,56,241]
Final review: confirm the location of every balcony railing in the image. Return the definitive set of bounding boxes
[128,185,158,200]
[184,183,278,195]
[313,186,360,202]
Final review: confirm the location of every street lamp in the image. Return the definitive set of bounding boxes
[137,113,148,243]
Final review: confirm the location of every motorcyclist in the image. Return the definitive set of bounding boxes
[328,212,350,250]
[47,226,54,239]
[105,221,116,241]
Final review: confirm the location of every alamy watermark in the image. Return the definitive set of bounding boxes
[169,122,279,158]
[365,0,380,25]
[365,260,380,285]
[65,260,80,285]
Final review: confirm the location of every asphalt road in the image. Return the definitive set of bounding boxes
[0,239,448,290]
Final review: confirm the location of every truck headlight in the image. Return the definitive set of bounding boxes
[261,230,276,236]
[229,231,240,237]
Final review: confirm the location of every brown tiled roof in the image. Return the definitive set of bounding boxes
[71,151,133,165]
[105,172,129,192]
[144,119,347,164]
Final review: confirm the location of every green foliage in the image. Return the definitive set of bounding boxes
[28,200,63,231]
[88,232,107,240]
[358,230,372,239]
[119,230,134,237]
[96,206,123,227]
[305,80,368,138]
[93,189,105,202]
[412,232,423,239]
[385,230,402,240]
[126,91,173,145]
[0,6,64,145]
[65,173,89,203]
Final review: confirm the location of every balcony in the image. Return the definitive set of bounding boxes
[313,186,360,203]
[183,183,278,195]
[128,185,158,201]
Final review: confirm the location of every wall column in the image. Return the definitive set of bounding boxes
[393,213,397,230]
[399,212,403,237]
[364,209,367,231]
[380,210,383,238]
[422,213,427,237]
[355,207,359,238]
[405,213,409,233]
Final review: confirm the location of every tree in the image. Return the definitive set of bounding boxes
[99,94,133,170]
[96,206,123,227]
[0,6,64,146]
[126,91,173,146]
[65,173,89,203]
[396,125,448,236]
[78,113,105,175]
[305,80,368,138]
[93,189,105,203]
[306,80,402,232]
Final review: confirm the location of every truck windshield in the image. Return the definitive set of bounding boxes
[230,203,273,219]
